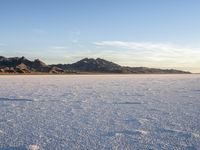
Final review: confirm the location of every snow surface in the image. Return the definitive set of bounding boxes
[0,75,200,150]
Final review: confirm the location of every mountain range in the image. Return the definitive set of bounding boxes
[0,56,190,74]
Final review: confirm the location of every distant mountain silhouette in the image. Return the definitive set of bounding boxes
[0,56,190,74]
[53,58,122,73]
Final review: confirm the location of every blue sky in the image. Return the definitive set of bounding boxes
[0,0,200,72]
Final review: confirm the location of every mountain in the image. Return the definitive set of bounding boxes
[0,56,63,73]
[0,56,47,73]
[0,56,191,74]
[52,58,191,74]
[53,58,122,73]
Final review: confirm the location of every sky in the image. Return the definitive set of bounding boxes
[0,0,200,72]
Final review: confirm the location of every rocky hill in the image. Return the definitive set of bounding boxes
[0,56,63,74]
[0,56,191,74]
[53,58,122,73]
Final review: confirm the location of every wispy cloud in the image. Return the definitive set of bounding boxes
[94,41,200,58]
[94,41,200,72]
[94,41,199,54]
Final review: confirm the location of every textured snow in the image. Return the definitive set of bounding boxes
[0,75,200,150]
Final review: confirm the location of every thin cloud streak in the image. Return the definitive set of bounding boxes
[94,41,200,72]
[94,41,200,58]
[94,41,199,53]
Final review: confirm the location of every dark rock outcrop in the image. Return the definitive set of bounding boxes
[16,63,31,73]
[30,59,50,72]
[49,66,65,74]
[3,67,16,73]
[0,68,4,73]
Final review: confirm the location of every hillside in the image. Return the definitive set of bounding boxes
[0,56,190,74]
